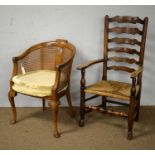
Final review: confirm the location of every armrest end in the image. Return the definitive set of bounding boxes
[130,66,143,78]
[12,57,18,63]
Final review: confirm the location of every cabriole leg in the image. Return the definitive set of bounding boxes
[49,100,60,138]
[8,91,16,124]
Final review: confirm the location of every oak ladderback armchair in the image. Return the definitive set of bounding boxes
[77,15,148,139]
[8,39,76,138]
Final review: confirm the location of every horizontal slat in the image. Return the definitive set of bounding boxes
[109,27,143,35]
[107,66,135,73]
[108,47,140,55]
[109,16,144,24]
[108,37,141,46]
[108,57,139,64]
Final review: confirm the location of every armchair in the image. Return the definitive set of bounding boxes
[77,15,148,139]
[8,39,76,138]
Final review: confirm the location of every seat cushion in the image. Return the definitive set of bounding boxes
[12,70,67,97]
[85,80,139,100]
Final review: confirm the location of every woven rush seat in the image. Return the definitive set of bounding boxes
[12,70,67,97]
[85,80,139,100]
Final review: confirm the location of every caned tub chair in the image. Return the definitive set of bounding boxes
[77,15,148,139]
[8,39,76,138]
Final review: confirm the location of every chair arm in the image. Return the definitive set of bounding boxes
[11,56,20,76]
[130,66,143,78]
[9,57,19,89]
[52,57,74,92]
[56,57,73,70]
[52,70,61,92]
[77,59,104,70]
[12,51,29,62]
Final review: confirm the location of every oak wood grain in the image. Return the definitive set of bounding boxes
[108,37,141,46]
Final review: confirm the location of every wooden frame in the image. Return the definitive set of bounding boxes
[8,39,76,138]
[77,15,148,140]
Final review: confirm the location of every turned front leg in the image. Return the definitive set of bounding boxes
[128,77,136,140]
[79,69,86,127]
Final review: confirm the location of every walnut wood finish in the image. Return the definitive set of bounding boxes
[77,15,148,140]
[8,39,76,138]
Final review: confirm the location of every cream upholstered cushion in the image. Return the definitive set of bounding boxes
[12,70,67,97]
[85,80,139,100]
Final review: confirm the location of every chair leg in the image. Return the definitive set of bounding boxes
[134,93,141,122]
[42,99,46,111]
[66,89,75,118]
[127,96,135,140]
[49,100,60,138]
[79,90,85,127]
[102,96,106,109]
[8,91,17,124]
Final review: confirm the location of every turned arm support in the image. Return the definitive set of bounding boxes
[77,59,104,89]
[77,59,104,70]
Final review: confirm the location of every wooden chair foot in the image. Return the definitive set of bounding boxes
[54,131,61,138]
[10,120,16,124]
[79,119,85,127]
[49,100,60,138]
[127,131,133,140]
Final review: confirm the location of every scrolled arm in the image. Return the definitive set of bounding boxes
[77,59,104,70]
[130,66,143,78]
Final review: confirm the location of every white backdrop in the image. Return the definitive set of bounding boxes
[0,5,155,107]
